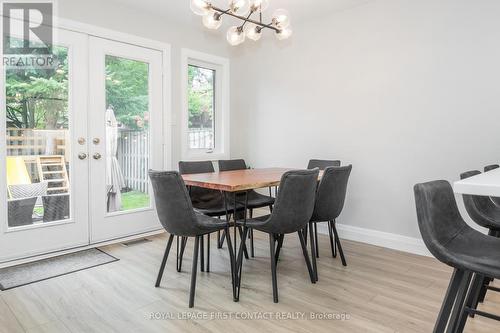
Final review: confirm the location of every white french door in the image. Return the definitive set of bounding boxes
[88,37,163,242]
[0,29,90,262]
[1,31,165,263]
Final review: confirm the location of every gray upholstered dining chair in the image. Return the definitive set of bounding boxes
[149,170,235,308]
[308,165,352,280]
[236,169,319,303]
[414,180,500,333]
[178,160,245,272]
[218,159,275,257]
[305,159,341,256]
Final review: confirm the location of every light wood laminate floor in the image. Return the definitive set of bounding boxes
[1,227,499,332]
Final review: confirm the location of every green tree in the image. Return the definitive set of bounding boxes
[5,46,68,129]
[188,65,214,128]
[105,56,149,130]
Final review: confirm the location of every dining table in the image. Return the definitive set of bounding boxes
[181,167,322,301]
[453,167,500,196]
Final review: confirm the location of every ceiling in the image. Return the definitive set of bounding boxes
[108,0,371,27]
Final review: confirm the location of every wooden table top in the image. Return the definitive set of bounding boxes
[181,167,302,192]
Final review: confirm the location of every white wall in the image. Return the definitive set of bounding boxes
[57,0,233,168]
[231,0,500,240]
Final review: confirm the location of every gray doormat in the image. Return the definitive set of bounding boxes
[0,248,118,291]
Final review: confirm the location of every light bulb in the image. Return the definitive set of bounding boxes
[246,24,262,41]
[272,9,291,29]
[276,27,292,40]
[190,0,210,16]
[227,26,245,46]
[229,0,249,15]
[203,11,222,29]
[250,0,269,12]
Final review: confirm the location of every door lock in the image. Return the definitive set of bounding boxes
[78,137,86,145]
[93,153,102,160]
[78,153,87,160]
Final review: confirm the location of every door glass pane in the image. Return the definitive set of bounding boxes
[5,45,71,227]
[188,65,215,150]
[105,55,150,213]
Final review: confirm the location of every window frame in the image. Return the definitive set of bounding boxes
[181,49,230,161]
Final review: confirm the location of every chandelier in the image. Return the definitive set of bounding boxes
[190,0,292,46]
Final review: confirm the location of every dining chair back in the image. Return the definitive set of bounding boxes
[218,159,247,171]
[267,169,320,234]
[312,165,352,222]
[484,164,500,172]
[307,159,341,170]
[149,170,199,237]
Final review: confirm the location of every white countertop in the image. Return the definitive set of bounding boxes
[453,168,500,196]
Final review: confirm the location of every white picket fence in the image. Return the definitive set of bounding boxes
[117,130,150,194]
[188,128,214,149]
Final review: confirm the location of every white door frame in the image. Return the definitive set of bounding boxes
[0,17,172,264]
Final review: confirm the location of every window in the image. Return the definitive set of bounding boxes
[181,49,229,160]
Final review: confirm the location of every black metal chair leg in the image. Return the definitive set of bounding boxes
[217,230,222,249]
[176,235,180,271]
[189,236,200,308]
[250,228,255,258]
[433,269,465,333]
[314,222,319,258]
[297,231,316,284]
[303,224,308,247]
[328,221,337,258]
[206,233,210,273]
[470,277,487,317]
[332,222,347,266]
[455,273,484,332]
[446,271,472,333]
[200,235,205,272]
[248,209,255,258]
[218,229,226,249]
[156,234,174,287]
[177,236,187,272]
[269,233,279,303]
[275,234,284,263]
[309,222,318,282]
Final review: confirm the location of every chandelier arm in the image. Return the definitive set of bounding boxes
[210,5,280,32]
[238,11,255,30]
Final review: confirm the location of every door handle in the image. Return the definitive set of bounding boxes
[93,153,102,160]
[78,153,87,160]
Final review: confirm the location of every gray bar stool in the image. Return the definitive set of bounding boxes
[414,180,500,332]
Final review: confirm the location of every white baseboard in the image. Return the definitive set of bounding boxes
[316,223,432,257]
